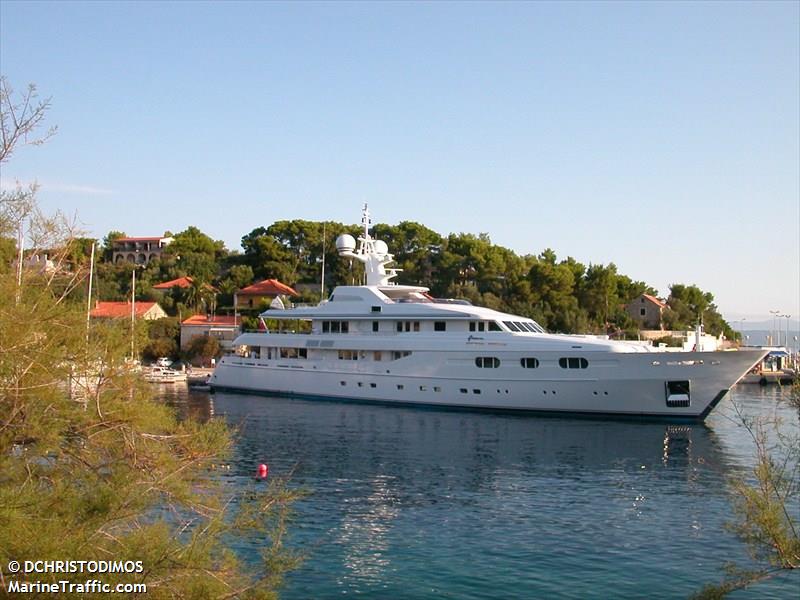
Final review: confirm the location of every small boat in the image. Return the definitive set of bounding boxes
[144,365,187,384]
[187,373,212,389]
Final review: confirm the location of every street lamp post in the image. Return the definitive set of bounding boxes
[782,315,791,350]
[769,309,781,345]
[131,267,136,359]
[131,264,144,360]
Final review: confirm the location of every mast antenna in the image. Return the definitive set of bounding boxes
[320,221,326,302]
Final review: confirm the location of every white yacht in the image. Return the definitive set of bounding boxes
[211,207,766,420]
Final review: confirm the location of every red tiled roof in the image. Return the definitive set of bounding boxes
[90,301,159,318]
[153,276,194,289]
[181,315,239,326]
[642,294,666,307]
[237,279,298,296]
[153,276,218,293]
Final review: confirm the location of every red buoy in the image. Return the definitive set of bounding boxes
[257,463,269,479]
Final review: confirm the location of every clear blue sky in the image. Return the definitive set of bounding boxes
[1,1,798,322]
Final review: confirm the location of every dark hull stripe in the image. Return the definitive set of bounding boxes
[210,385,720,423]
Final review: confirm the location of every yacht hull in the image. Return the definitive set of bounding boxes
[210,348,764,420]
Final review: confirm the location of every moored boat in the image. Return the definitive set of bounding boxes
[145,365,187,384]
[211,206,766,420]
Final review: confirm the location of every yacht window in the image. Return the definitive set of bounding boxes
[338,350,358,361]
[323,320,350,333]
[413,321,420,332]
[504,321,520,332]
[372,306,382,312]
[434,321,446,331]
[489,321,502,331]
[405,322,411,332]
[372,321,379,332]
[559,357,588,369]
[475,357,500,368]
[374,351,382,361]
[478,322,485,332]
[392,350,412,360]
[520,357,540,369]
[397,322,403,332]
[299,348,307,359]
[469,322,476,331]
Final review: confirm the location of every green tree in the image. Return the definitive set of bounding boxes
[186,334,221,365]
[241,227,296,283]
[142,317,181,361]
[693,395,799,598]
[229,263,255,289]
[527,250,588,332]
[101,230,125,262]
[663,283,734,338]
[0,235,16,274]
[1,78,301,598]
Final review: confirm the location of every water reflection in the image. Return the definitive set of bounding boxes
[156,384,215,422]
[152,386,798,599]
[208,393,734,598]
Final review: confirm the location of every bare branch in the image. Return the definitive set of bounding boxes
[0,77,57,164]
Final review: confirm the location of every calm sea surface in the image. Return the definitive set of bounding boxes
[160,385,799,599]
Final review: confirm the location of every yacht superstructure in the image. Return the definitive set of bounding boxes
[211,206,766,420]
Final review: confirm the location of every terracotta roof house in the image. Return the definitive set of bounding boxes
[112,236,173,265]
[180,314,240,350]
[624,293,667,329]
[234,279,298,309]
[90,301,167,321]
[153,276,218,293]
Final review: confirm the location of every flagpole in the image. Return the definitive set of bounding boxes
[86,242,95,343]
[320,222,326,302]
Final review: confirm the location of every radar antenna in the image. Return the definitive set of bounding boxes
[335,204,402,286]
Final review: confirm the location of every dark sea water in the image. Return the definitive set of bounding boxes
[160,385,800,599]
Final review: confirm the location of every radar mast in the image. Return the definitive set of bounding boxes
[335,204,401,286]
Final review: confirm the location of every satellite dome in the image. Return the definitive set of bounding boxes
[336,234,356,254]
[373,240,389,256]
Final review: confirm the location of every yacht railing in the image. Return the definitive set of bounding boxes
[243,329,310,334]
